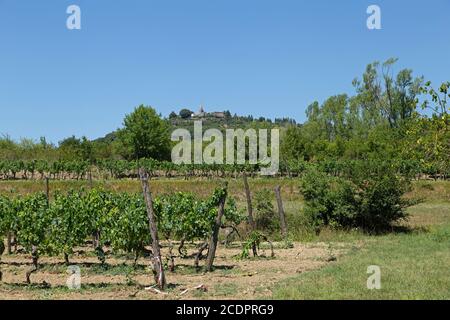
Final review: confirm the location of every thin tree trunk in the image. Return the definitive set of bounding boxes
[243,173,255,230]
[167,240,175,272]
[6,231,12,254]
[205,183,228,272]
[92,233,97,249]
[178,238,186,257]
[139,168,166,290]
[194,242,208,270]
[64,252,70,265]
[26,245,39,284]
[13,234,17,252]
[275,186,288,238]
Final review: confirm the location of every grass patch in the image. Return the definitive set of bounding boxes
[272,223,450,300]
[214,282,238,297]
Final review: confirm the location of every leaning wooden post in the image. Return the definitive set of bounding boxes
[243,172,256,230]
[205,182,228,272]
[274,185,288,238]
[139,168,166,290]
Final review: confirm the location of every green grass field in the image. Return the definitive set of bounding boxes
[273,201,450,299]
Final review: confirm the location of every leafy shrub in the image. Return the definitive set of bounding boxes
[0,195,13,237]
[357,175,411,231]
[300,169,359,230]
[154,189,243,243]
[300,166,411,232]
[254,189,277,232]
[105,193,150,261]
[239,231,274,259]
[240,231,264,259]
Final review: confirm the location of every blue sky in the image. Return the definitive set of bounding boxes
[1,0,449,143]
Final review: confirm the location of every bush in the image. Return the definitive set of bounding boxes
[300,169,359,230]
[357,175,411,231]
[254,189,278,232]
[300,166,411,232]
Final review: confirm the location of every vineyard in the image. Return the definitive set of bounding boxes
[0,158,448,181]
[0,174,449,299]
[0,177,249,282]
[0,168,319,299]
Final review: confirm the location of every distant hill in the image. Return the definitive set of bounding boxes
[95,110,297,143]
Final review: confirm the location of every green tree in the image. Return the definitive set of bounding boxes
[353,58,423,129]
[403,81,450,177]
[169,111,177,119]
[58,136,83,161]
[80,137,94,163]
[280,125,307,161]
[179,109,193,119]
[117,105,171,160]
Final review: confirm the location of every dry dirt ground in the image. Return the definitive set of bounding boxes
[0,242,352,300]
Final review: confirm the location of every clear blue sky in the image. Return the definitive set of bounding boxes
[1,0,449,143]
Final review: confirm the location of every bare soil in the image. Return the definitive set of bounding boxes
[0,242,351,300]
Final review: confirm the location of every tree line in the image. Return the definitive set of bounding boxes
[281,60,449,179]
[0,158,447,181]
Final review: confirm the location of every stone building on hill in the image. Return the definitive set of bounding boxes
[192,106,225,119]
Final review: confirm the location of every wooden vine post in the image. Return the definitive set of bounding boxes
[243,172,256,230]
[243,172,258,256]
[205,182,228,272]
[274,185,288,238]
[139,168,166,290]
